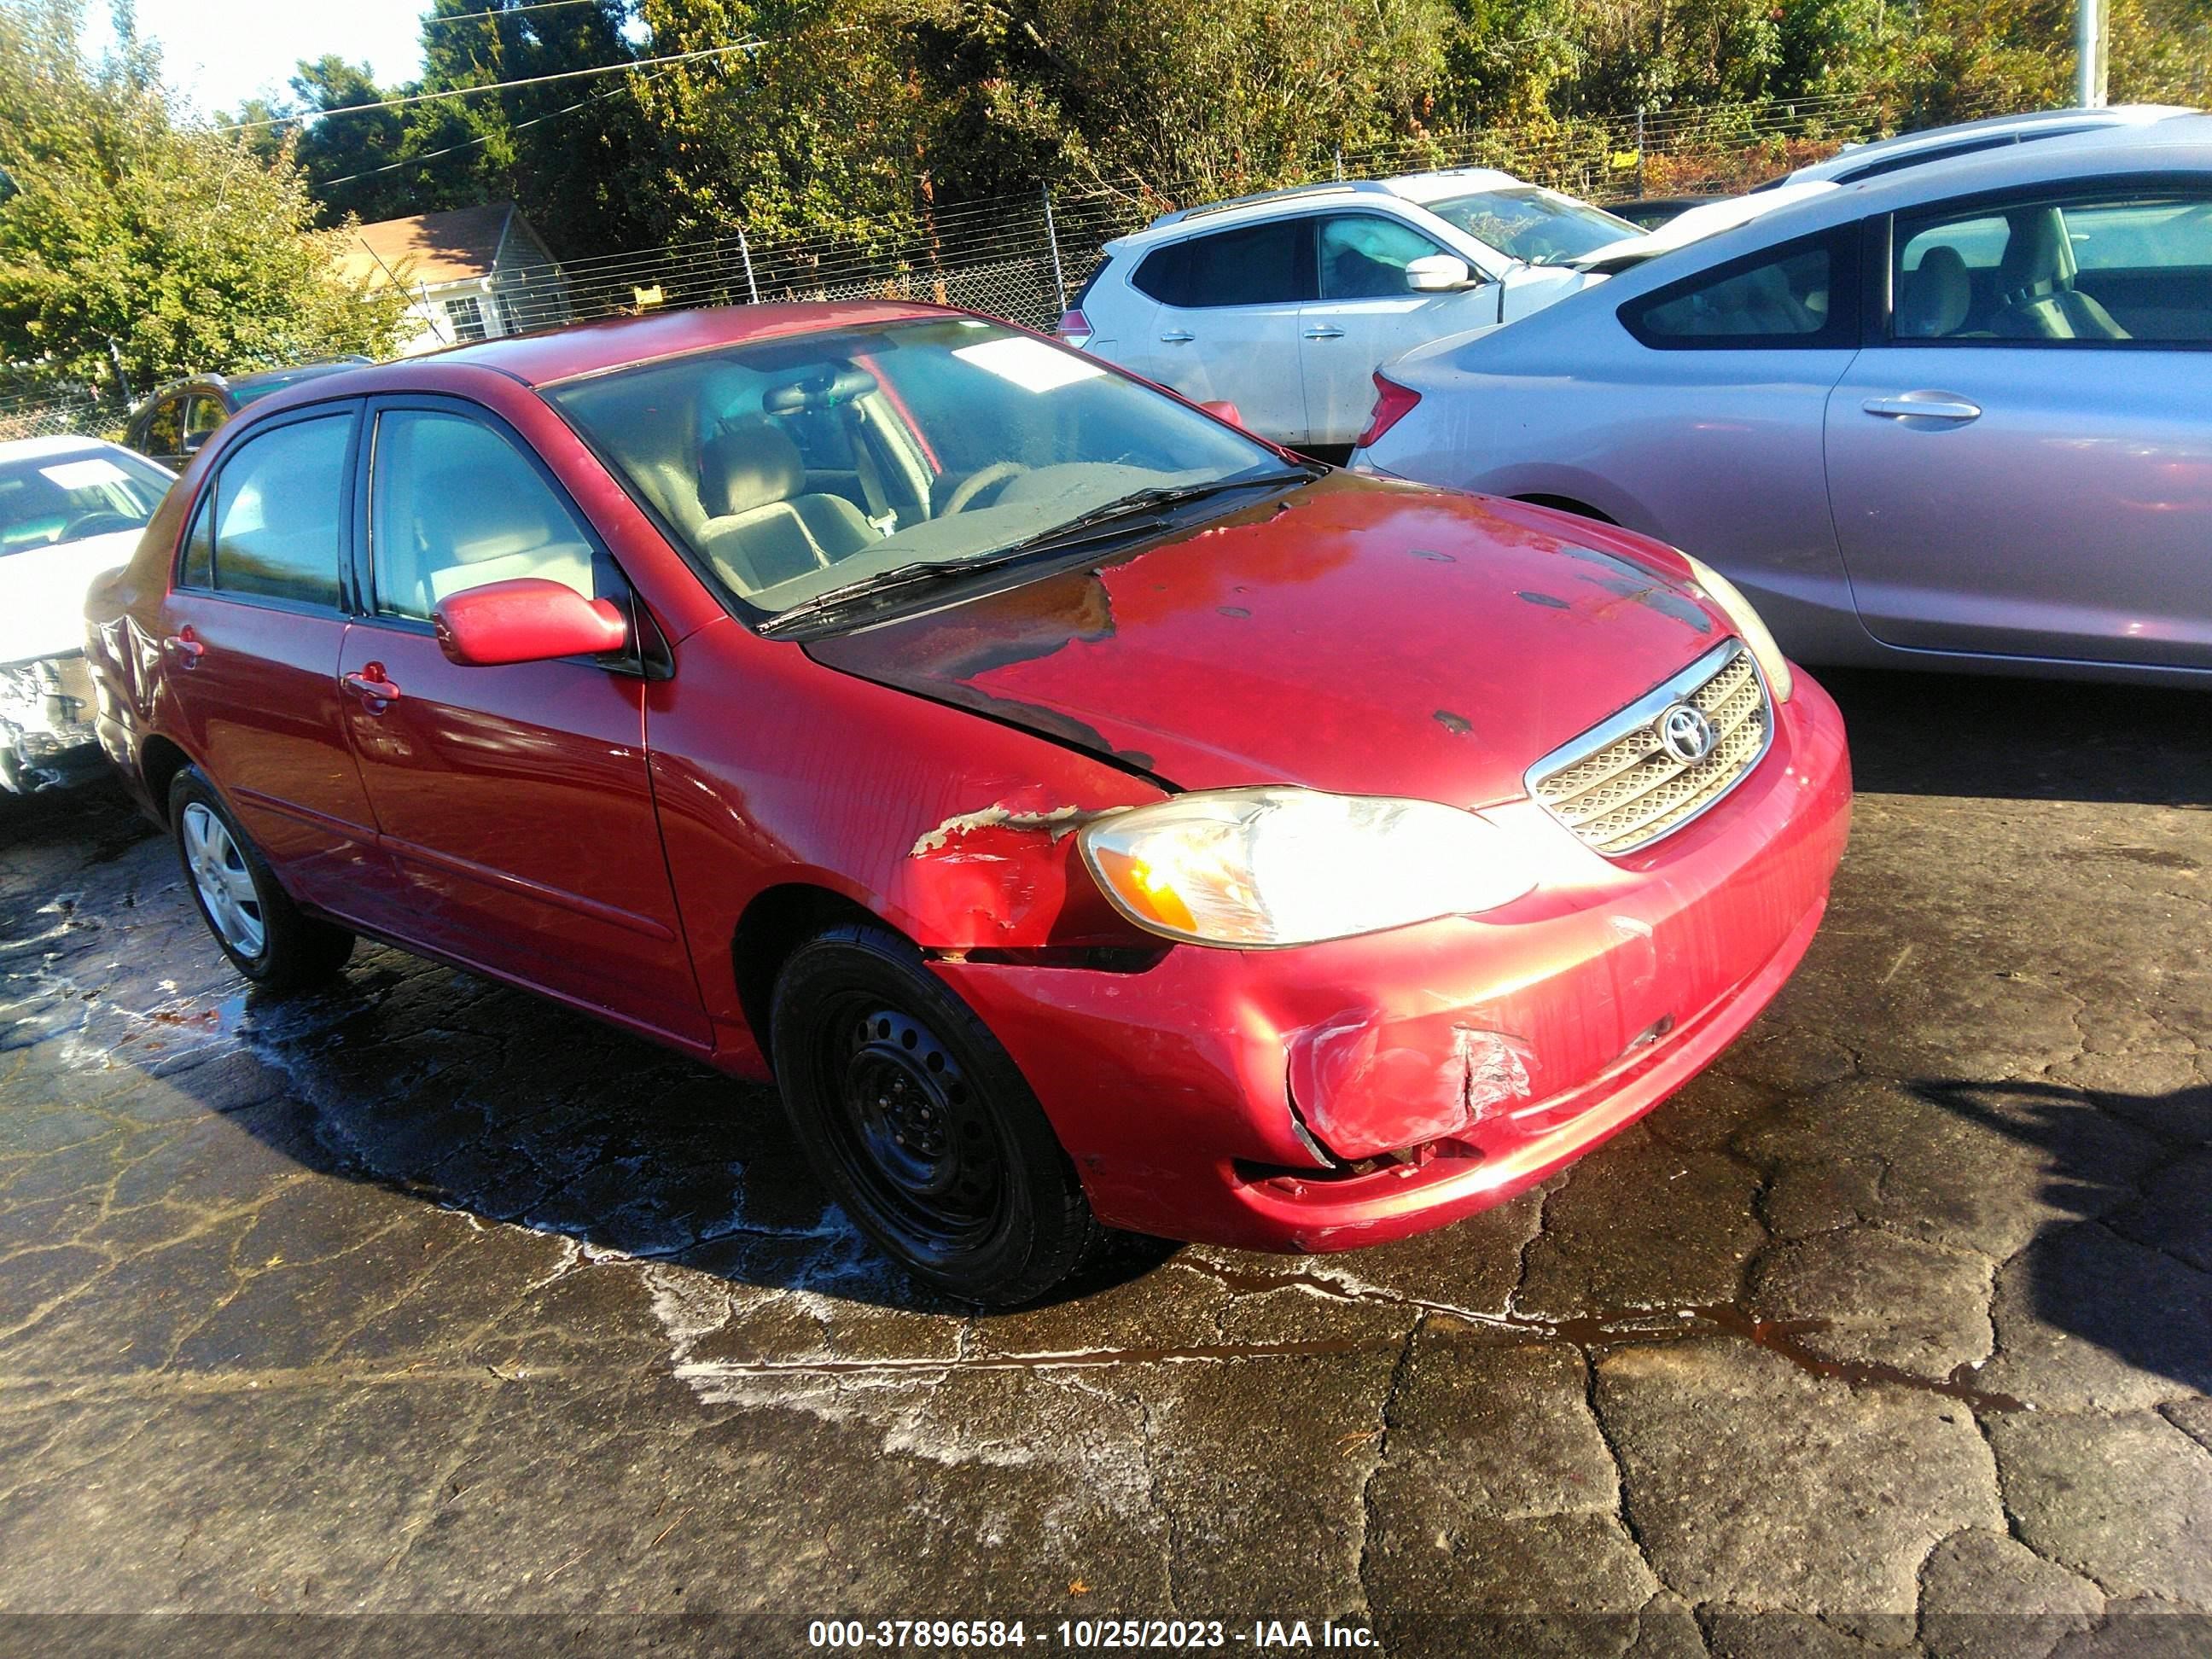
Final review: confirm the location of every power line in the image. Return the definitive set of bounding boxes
[211,37,783,134]
[418,0,614,31]
[316,62,675,187]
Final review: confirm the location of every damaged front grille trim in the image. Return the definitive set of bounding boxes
[1523,638,1774,858]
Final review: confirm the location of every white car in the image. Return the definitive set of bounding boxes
[0,435,172,792]
[1057,170,1639,452]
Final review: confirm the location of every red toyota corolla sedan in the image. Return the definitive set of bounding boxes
[84,301,1850,1302]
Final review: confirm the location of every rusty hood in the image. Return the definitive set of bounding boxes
[806,472,1728,804]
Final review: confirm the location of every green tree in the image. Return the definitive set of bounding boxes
[0,0,406,392]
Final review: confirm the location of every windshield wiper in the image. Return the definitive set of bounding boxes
[1001,469,1316,559]
[755,469,1315,636]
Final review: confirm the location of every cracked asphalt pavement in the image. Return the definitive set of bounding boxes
[2,669,2208,1656]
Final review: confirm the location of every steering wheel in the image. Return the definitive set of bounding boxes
[59,510,142,540]
[940,461,1027,516]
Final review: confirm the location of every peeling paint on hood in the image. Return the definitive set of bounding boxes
[808,472,1726,803]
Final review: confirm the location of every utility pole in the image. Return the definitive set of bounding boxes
[2076,0,2108,108]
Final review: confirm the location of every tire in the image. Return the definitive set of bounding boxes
[770,921,1104,1305]
[169,767,355,992]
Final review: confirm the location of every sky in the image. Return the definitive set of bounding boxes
[83,0,430,116]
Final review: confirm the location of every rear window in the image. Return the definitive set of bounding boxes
[1621,227,1860,349]
[189,413,353,608]
[1132,219,1316,307]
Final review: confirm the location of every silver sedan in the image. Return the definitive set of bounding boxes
[1354,114,2212,683]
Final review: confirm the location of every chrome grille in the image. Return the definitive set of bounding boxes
[1526,641,1772,856]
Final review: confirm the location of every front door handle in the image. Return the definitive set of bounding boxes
[162,628,204,669]
[341,665,402,711]
[1302,326,1346,340]
[1863,394,1982,422]
[1158,330,1195,344]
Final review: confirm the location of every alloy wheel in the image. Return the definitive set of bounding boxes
[180,802,266,958]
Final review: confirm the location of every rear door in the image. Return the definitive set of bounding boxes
[1826,181,2212,667]
[160,404,384,908]
[1299,212,1493,448]
[336,398,707,1044]
[1126,218,1316,445]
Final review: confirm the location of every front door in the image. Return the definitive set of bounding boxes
[337,400,707,1044]
[1826,183,2212,667]
[1299,212,1493,449]
[160,405,383,909]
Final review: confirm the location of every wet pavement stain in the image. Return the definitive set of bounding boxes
[1,668,2209,1638]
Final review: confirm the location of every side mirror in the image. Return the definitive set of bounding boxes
[1199,399,1245,428]
[434,578,630,667]
[1405,254,1476,294]
[179,428,211,456]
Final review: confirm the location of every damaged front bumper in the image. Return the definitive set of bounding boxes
[932,672,1852,1253]
[1,652,101,793]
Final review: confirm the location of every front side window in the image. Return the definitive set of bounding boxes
[1318,214,1451,300]
[369,409,617,622]
[1134,219,1314,308]
[548,318,1294,620]
[1895,189,2212,344]
[203,414,351,608]
[1423,186,1637,266]
[0,445,171,556]
[1624,230,1855,348]
[183,396,226,438]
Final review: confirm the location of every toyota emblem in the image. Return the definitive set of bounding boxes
[1657,702,1718,765]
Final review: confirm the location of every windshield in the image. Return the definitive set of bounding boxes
[1423,186,1639,265]
[549,317,1291,620]
[0,445,171,556]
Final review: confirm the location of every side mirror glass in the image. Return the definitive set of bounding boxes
[434,577,630,667]
[1405,254,1476,293]
[1199,399,1245,428]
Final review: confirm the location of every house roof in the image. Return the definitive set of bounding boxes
[336,203,517,290]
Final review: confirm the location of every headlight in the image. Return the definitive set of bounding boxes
[1079,788,1535,948]
[1680,554,1793,703]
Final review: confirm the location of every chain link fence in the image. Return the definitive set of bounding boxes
[504,90,1903,335]
[5,88,1997,434]
[0,383,130,445]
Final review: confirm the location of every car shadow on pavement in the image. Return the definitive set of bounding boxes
[1913,1076,2211,1401]
[172,955,1174,1317]
[1821,669,2212,806]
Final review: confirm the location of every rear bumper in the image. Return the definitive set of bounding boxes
[934,671,1851,1252]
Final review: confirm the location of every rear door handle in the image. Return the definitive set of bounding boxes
[162,630,204,668]
[1302,326,1346,340]
[1863,394,1982,422]
[1158,330,1195,344]
[341,666,402,710]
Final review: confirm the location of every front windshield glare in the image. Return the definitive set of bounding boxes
[0,447,169,556]
[1426,187,1639,265]
[548,318,1287,618]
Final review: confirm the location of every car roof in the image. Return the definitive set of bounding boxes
[1115,168,1532,248]
[233,300,963,405]
[1783,102,2199,185]
[1547,114,2212,300]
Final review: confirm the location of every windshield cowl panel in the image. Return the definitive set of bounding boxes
[546,317,1289,630]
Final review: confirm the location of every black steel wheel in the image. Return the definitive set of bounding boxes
[771,921,1103,1304]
